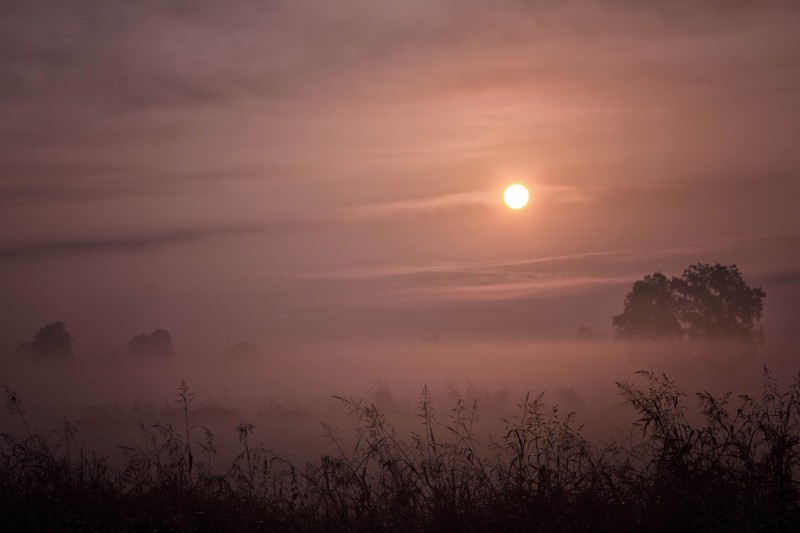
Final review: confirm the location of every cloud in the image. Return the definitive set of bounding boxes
[285,233,800,306]
[296,250,621,281]
[288,250,634,305]
[0,180,151,208]
[4,1,796,121]
[759,269,800,286]
[0,222,301,262]
[354,274,632,305]
[296,234,778,284]
[344,191,494,220]
[340,184,601,221]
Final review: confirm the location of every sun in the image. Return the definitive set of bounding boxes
[503,184,529,209]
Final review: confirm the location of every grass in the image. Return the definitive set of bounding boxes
[2,369,800,532]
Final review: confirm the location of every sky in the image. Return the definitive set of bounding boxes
[1,0,799,361]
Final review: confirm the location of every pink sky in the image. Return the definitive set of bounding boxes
[1,1,799,357]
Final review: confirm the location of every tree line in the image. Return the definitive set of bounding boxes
[14,262,765,362]
[16,323,174,360]
[14,323,263,361]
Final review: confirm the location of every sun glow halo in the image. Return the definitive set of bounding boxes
[503,184,529,209]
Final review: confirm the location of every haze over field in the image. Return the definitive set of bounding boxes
[2,1,800,465]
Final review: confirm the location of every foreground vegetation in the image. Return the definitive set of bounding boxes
[3,369,800,532]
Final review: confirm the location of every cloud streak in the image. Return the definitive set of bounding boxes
[340,184,601,221]
[344,190,494,220]
[285,233,800,306]
[351,274,632,305]
[0,222,296,262]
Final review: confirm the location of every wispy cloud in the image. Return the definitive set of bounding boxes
[760,268,800,286]
[288,251,632,305]
[0,221,311,262]
[295,250,621,281]
[343,190,494,220]
[340,184,599,221]
[353,274,632,305]
[287,233,800,305]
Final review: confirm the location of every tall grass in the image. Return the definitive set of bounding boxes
[2,369,800,531]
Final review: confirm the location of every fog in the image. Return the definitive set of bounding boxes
[4,331,797,469]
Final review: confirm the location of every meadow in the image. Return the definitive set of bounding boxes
[2,342,800,531]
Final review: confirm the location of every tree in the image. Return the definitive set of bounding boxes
[612,272,683,341]
[672,263,766,341]
[612,263,765,351]
[17,321,74,360]
[128,329,174,359]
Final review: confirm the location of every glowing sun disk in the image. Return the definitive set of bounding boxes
[504,184,529,209]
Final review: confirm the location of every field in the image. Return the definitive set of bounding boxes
[3,352,800,532]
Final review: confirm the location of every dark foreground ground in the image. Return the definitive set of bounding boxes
[3,368,800,532]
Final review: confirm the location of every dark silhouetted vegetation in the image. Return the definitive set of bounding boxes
[16,321,74,361]
[613,272,683,341]
[128,329,174,359]
[3,368,800,531]
[613,263,765,358]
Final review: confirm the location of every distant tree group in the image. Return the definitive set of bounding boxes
[613,263,765,356]
[17,321,74,360]
[128,329,174,359]
[13,323,180,362]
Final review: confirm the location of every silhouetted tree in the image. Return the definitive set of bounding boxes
[128,329,173,359]
[613,263,766,356]
[672,263,766,341]
[17,321,74,360]
[612,272,683,341]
